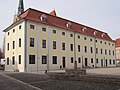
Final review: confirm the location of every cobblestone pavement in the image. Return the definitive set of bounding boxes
[0,72,41,90]
[2,72,120,90]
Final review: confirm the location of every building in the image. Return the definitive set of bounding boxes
[3,0,116,72]
[115,38,120,65]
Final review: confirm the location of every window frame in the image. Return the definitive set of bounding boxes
[19,38,21,47]
[52,56,57,64]
[62,43,65,50]
[42,39,46,48]
[42,55,47,64]
[53,41,56,49]
[42,27,46,32]
[30,24,35,29]
[19,55,21,64]
[30,38,34,47]
[29,55,35,64]
[71,57,74,63]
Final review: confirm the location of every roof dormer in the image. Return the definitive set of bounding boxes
[101,33,105,37]
[94,31,97,35]
[40,14,47,22]
[66,22,72,28]
[82,27,87,32]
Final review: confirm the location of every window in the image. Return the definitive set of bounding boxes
[13,41,15,49]
[78,45,80,52]
[105,42,106,44]
[19,25,21,29]
[109,50,111,55]
[78,35,80,39]
[62,32,65,35]
[30,25,35,29]
[13,29,15,33]
[19,55,21,64]
[53,56,57,64]
[7,43,9,51]
[42,27,46,32]
[112,44,114,46]
[96,48,98,54]
[105,49,107,55]
[53,41,56,49]
[62,43,65,50]
[100,41,102,44]
[85,46,87,53]
[84,37,87,40]
[91,58,93,63]
[42,40,46,48]
[53,30,56,34]
[109,43,110,45]
[91,47,93,53]
[12,56,15,65]
[29,55,35,64]
[41,14,47,22]
[71,57,74,63]
[42,56,47,64]
[109,59,111,65]
[8,32,10,35]
[78,57,81,63]
[70,34,73,37]
[96,59,98,63]
[113,51,114,56]
[101,49,103,54]
[30,38,34,47]
[113,60,115,65]
[7,57,9,65]
[19,38,21,47]
[90,39,92,41]
[96,40,97,43]
[70,44,73,51]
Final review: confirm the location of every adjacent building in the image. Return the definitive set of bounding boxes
[116,38,120,65]
[3,0,116,72]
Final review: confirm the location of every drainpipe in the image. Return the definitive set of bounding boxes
[24,19,27,72]
[47,26,50,72]
[104,57,105,67]
[82,55,83,68]
[74,32,77,69]
[94,38,97,68]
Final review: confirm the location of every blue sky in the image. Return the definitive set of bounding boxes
[0,0,120,49]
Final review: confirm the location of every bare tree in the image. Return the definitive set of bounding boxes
[0,48,4,60]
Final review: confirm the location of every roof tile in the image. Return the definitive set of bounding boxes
[19,8,113,42]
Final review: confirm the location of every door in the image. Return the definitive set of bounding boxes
[85,58,87,67]
[101,59,103,67]
[62,57,66,68]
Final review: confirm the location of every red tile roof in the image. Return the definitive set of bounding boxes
[19,8,113,42]
[116,59,120,61]
[116,38,120,47]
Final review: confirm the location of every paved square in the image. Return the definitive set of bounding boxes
[1,68,120,90]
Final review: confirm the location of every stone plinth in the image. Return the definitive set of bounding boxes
[65,69,86,75]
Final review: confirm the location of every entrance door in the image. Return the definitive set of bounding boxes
[62,57,66,68]
[101,59,103,67]
[85,58,87,67]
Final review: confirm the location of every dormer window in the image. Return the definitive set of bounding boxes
[82,27,87,32]
[66,22,72,28]
[40,14,47,22]
[101,33,105,37]
[94,31,97,35]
